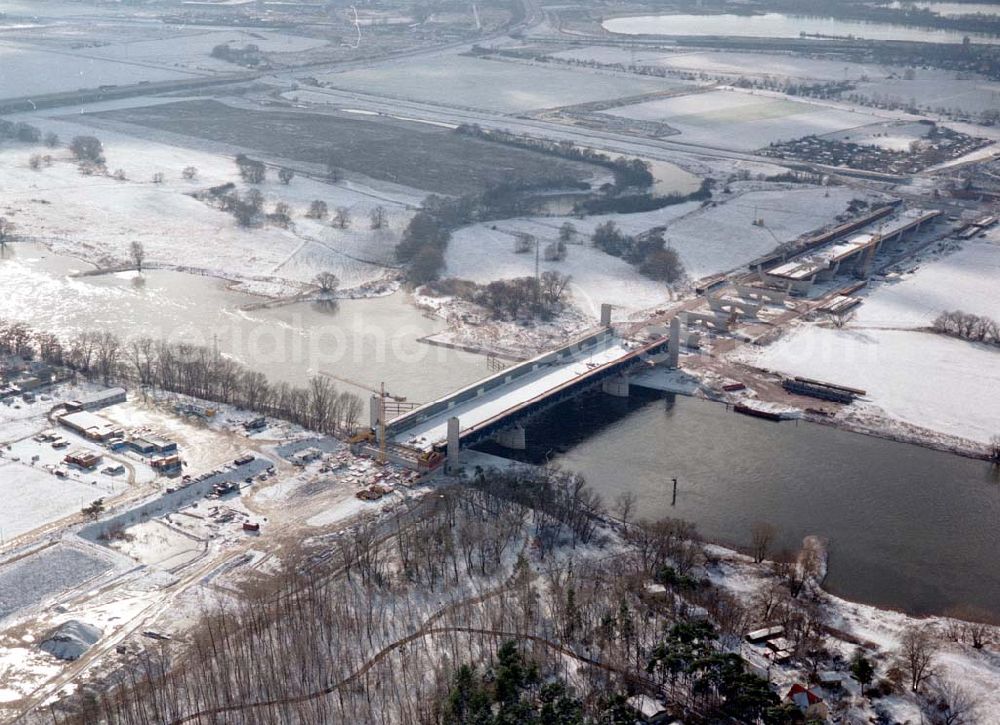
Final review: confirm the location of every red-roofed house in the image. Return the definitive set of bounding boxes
[785,683,829,721]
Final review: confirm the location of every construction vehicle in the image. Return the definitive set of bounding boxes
[349,429,375,445]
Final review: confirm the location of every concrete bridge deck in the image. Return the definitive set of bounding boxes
[386,329,657,454]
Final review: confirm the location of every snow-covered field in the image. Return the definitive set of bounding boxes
[605,88,887,151]
[316,54,683,113]
[0,464,113,541]
[854,77,1000,118]
[445,185,861,318]
[747,235,1000,445]
[0,41,195,99]
[0,110,410,295]
[549,46,893,82]
[85,28,327,70]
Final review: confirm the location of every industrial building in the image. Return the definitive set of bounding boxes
[58,411,123,442]
[64,449,103,470]
[127,436,177,456]
[64,387,127,413]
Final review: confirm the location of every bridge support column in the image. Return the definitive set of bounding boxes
[600,303,613,327]
[446,416,460,473]
[370,395,381,433]
[601,374,630,398]
[494,425,526,450]
[668,317,681,368]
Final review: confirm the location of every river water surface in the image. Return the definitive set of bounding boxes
[4,244,998,616]
[603,12,1000,44]
[478,390,1000,617]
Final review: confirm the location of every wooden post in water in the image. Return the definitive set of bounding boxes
[671,478,677,506]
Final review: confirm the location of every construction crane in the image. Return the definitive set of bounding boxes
[318,371,407,402]
[378,381,387,465]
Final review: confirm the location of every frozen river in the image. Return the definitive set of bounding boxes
[0,244,487,402]
[603,12,1000,44]
[3,243,998,616]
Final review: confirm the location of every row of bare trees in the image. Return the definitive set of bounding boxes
[0,319,363,437]
[932,309,1000,345]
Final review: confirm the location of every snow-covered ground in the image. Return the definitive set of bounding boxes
[445,185,862,318]
[745,234,1000,446]
[605,88,888,151]
[854,77,1000,118]
[0,112,412,296]
[708,545,1000,725]
[548,46,895,83]
[0,41,195,99]
[315,54,684,114]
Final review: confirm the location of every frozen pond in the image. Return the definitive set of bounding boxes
[0,244,488,402]
[603,12,1000,44]
[886,2,1000,17]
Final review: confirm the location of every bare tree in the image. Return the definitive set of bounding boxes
[245,189,265,213]
[989,435,1000,465]
[278,167,295,185]
[830,309,854,328]
[182,166,198,181]
[129,241,146,274]
[539,270,571,305]
[898,625,939,692]
[559,221,577,244]
[613,491,637,528]
[513,231,535,254]
[370,205,387,230]
[0,218,12,248]
[151,172,165,184]
[333,207,351,229]
[70,135,104,164]
[44,131,59,148]
[271,202,291,228]
[306,200,328,219]
[944,605,996,649]
[922,678,980,725]
[314,272,339,294]
[750,522,777,563]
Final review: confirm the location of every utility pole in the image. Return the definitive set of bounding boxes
[534,235,541,308]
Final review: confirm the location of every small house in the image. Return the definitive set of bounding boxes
[785,684,829,722]
[745,626,784,643]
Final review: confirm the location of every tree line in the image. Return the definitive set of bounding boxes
[0,319,363,437]
[427,272,572,322]
[590,222,685,283]
[396,178,579,285]
[454,124,654,191]
[932,309,1000,346]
